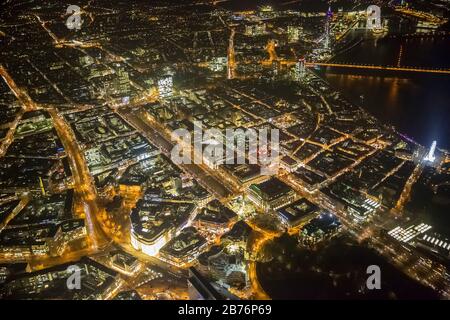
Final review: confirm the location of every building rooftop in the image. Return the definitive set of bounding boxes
[130,199,196,244]
[250,177,293,201]
[196,200,237,226]
[278,198,320,225]
[160,227,207,261]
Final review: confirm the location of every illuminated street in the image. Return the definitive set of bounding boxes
[0,0,449,303]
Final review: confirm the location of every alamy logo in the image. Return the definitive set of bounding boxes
[366,265,381,290]
[66,265,81,290]
[170,121,280,175]
[66,5,83,30]
[367,5,381,30]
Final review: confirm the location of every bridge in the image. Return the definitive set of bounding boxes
[394,7,447,25]
[305,62,450,75]
[384,31,449,40]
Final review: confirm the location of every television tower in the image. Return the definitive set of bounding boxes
[424,140,437,162]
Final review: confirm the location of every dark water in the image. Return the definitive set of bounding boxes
[317,31,450,150]
[257,234,439,299]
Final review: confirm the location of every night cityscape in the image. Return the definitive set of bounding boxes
[1,0,450,305]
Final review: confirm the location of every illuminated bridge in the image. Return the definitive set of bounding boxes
[305,62,450,75]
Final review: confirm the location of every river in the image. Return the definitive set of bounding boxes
[317,17,450,150]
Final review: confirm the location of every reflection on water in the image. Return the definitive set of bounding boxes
[319,34,450,149]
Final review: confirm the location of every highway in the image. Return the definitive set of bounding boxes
[227,28,235,79]
[0,66,34,157]
[0,65,37,111]
[0,194,29,233]
[247,232,275,300]
[50,108,109,249]
[0,109,24,158]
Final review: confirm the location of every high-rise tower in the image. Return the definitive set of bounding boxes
[424,140,437,162]
[292,58,306,81]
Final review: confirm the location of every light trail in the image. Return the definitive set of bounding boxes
[0,65,37,110]
[49,109,109,250]
[247,233,272,300]
[227,28,236,79]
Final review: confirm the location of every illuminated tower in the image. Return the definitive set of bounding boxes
[227,28,236,80]
[326,6,333,20]
[293,58,306,81]
[299,58,305,74]
[115,64,130,96]
[158,68,174,99]
[424,140,437,162]
[287,26,300,43]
